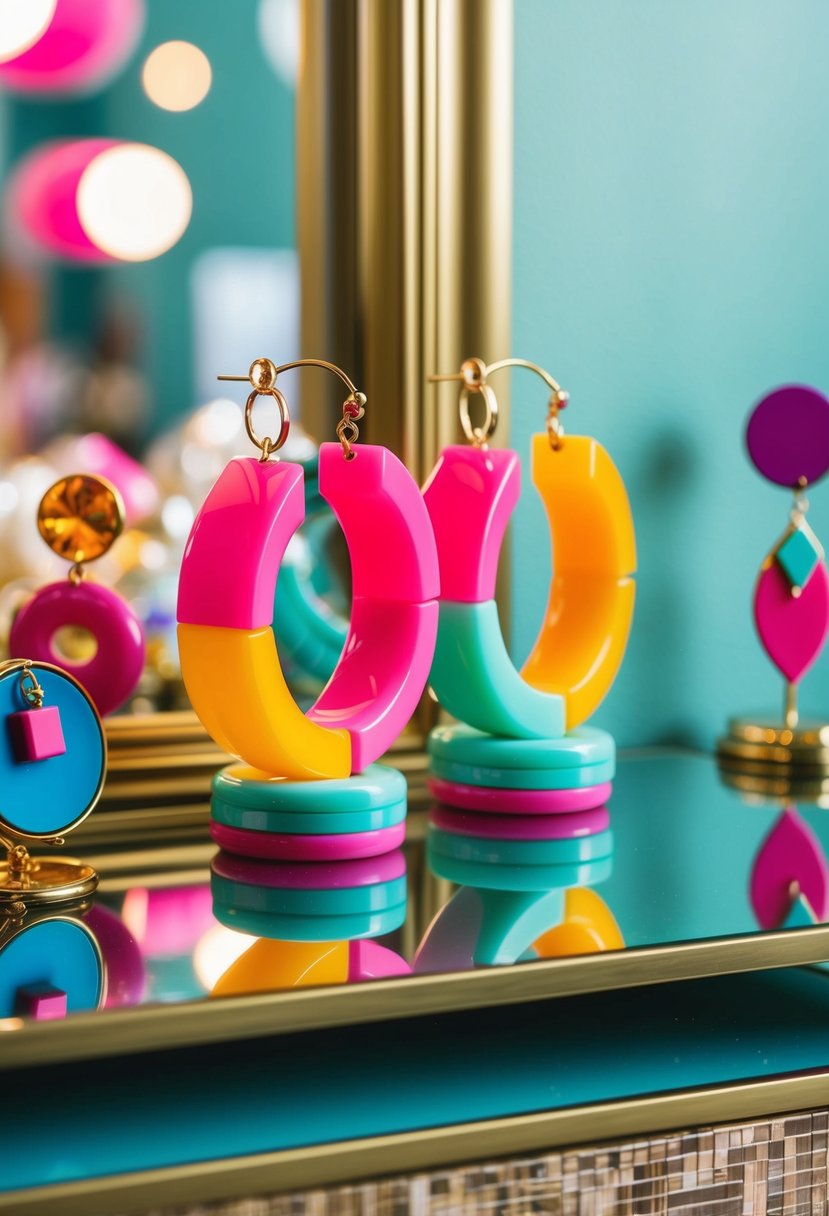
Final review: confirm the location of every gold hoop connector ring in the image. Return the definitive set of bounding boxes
[19,665,44,708]
[245,386,291,460]
[459,383,499,447]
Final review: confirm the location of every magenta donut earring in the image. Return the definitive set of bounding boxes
[9,474,146,717]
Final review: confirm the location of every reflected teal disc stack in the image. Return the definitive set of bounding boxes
[211,849,408,941]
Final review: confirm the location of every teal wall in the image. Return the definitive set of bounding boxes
[512,0,829,749]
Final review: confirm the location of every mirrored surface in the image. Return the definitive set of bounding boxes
[3,749,828,1067]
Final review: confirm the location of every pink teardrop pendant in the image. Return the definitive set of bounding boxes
[750,806,829,929]
[753,555,829,683]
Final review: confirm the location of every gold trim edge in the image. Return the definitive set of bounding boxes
[3,925,829,1071]
[2,1071,827,1216]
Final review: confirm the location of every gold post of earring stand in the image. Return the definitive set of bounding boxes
[785,681,799,730]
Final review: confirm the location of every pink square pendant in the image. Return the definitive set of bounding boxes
[8,705,67,763]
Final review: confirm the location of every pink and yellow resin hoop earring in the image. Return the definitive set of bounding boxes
[422,357,636,738]
[177,357,440,780]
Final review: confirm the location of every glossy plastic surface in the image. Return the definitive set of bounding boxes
[307,598,438,773]
[211,859,407,942]
[211,840,409,944]
[177,458,306,631]
[213,897,407,943]
[214,762,406,812]
[430,601,565,738]
[428,824,614,866]
[211,796,406,835]
[430,804,610,840]
[212,939,348,996]
[0,919,102,1019]
[178,446,439,777]
[753,556,829,683]
[211,937,410,994]
[423,435,635,736]
[0,663,105,836]
[427,775,612,814]
[414,886,565,972]
[210,820,406,862]
[429,754,616,791]
[533,888,625,957]
[428,846,614,893]
[10,579,146,717]
[422,445,520,602]
[318,443,439,602]
[211,849,407,891]
[274,561,347,685]
[429,722,615,770]
[178,622,351,779]
[349,939,411,979]
[522,435,637,729]
[750,807,829,930]
[7,703,66,762]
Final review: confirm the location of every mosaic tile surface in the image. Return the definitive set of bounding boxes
[144,1109,829,1216]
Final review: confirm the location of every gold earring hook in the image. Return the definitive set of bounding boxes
[485,358,569,451]
[428,356,569,449]
[218,358,367,460]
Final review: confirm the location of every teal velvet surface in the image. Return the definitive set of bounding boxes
[512,1,829,748]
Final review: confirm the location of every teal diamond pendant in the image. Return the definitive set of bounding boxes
[775,522,823,596]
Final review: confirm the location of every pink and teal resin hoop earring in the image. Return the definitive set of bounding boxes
[423,357,636,739]
[178,358,440,779]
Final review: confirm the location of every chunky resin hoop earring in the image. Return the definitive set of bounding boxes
[423,358,636,738]
[177,358,440,780]
[10,475,145,717]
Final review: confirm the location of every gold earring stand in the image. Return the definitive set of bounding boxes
[717,679,829,804]
[0,835,98,911]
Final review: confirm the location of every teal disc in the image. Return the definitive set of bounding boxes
[213,762,406,814]
[212,894,407,942]
[427,844,614,892]
[211,795,406,835]
[429,754,616,791]
[427,824,614,866]
[210,870,407,918]
[428,722,615,771]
